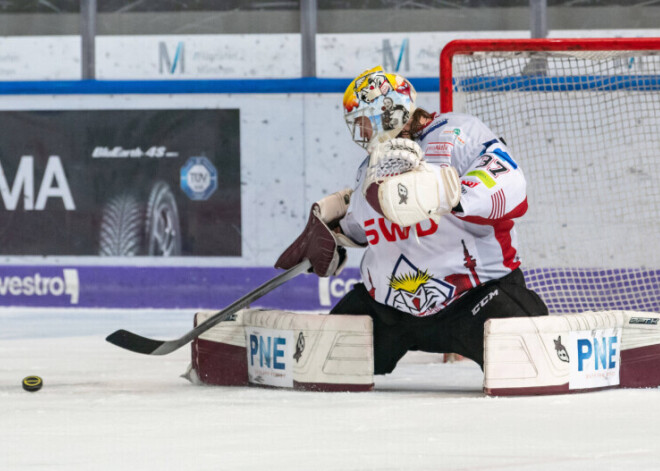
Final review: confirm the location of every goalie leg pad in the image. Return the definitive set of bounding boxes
[483,310,660,396]
[191,310,249,386]
[189,309,374,392]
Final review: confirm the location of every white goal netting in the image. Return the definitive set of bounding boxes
[442,39,660,314]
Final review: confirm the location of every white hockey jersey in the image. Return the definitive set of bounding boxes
[339,112,528,317]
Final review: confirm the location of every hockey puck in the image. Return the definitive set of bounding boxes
[22,376,43,392]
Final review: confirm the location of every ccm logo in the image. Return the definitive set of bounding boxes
[472,289,498,315]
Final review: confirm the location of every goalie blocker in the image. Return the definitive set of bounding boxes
[484,310,660,396]
[188,309,374,392]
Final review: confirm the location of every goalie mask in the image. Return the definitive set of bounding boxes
[343,66,417,151]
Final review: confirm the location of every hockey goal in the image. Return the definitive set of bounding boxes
[440,38,660,314]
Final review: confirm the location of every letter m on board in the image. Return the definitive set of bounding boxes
[159,41,185,74]
[382,38,409,73]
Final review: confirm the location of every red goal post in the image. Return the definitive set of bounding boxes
[438,37,660,316]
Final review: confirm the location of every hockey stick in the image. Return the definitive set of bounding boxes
[105,259,312,356]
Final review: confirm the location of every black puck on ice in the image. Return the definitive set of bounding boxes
[22,376,43,392]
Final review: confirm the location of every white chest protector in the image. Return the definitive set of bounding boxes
[340,113,529,317]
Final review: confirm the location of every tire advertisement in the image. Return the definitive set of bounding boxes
[0,109,241,256]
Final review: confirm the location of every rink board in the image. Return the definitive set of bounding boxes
[1,265,658,315]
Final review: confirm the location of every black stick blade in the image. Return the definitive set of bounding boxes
[105,329,167,355]
[104,260,312,356]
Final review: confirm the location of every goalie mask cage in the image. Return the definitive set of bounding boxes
[440,38,660,314]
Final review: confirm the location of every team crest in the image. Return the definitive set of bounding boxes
[385,255,455,317]
[397,183,408,204]
[293,332,305,362]
[554,336,570,363]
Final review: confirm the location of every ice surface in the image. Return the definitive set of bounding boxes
[1,308,659,471]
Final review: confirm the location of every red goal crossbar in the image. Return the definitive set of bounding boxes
[439,37,660,113]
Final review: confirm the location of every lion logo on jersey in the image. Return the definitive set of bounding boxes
[388,270,452,317]
[384,255,456,317]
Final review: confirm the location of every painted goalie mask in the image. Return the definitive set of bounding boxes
[343,66,417,151]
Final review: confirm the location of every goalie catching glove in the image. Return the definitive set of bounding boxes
[275,188,360,278]
[363,138,461,227]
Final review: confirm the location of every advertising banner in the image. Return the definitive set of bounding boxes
[1,264,658,313]
[0,36,80,80]
[0,109,241,256]
[0,266,362,310]
[96,35,301,80]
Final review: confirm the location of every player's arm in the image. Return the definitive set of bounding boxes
[275,188,366,278]
[453,147,527,221]
[362,138,461,227]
